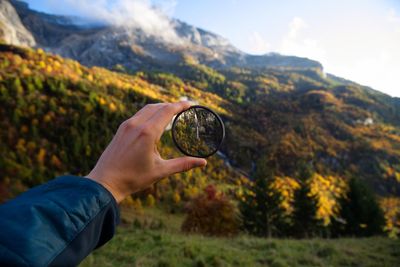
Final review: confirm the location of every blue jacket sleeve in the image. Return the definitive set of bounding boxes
[0,175,120,267]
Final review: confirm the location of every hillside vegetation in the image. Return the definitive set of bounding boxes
[0,43,243,204]
[0,44,399,238]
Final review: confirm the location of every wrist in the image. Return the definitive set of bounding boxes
[85,172,127,203]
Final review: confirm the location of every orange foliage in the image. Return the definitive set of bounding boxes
[270,176,300,215]
[380,197,400,238]
[308,174,347,226]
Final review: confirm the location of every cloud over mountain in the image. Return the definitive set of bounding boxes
[44,0,182,43]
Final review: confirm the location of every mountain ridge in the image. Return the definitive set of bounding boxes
[6,0,323,72]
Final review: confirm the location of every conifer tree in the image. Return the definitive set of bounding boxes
[336,178,385,237]
[291,162,320,238]
[240,158,285,237]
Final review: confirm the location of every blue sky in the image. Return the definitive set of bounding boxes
[25,0,400,97]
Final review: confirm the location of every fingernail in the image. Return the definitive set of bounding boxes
[196,159,207,167]
[180,101,192,107]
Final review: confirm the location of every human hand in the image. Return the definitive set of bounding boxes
[85,102,207,203]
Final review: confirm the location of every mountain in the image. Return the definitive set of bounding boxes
[0,0,399,232]
[6,0,321,72]
[0,0,34,46]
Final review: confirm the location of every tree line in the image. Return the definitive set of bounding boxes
[239,159,386,238]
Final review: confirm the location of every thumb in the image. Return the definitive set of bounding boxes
[161,157,207,176]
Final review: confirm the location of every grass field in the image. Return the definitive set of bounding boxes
[80,208,400,267]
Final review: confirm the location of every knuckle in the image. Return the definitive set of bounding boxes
[120,119,137,131]
[164,104,176,113]
[139,125,153,137]
[144,103,156,109]
[145,103,164,110]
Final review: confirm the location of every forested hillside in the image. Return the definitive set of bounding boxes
[1,44,399,237]
[1,2,400,267]
[0,43,245,201]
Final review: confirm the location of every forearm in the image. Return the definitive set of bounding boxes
[0,176,119,267]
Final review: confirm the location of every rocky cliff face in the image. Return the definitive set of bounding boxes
[0,0,35,46]
[3,0,322,72]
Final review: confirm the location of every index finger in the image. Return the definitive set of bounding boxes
[147,101,192,139]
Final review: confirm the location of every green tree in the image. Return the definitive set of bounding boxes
[240,158,285,237]
[291,162,321,238]
[334,178,385,237]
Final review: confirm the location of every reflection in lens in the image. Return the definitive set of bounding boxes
[172,106,224,158]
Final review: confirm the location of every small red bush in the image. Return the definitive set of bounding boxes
[181,185,240,236]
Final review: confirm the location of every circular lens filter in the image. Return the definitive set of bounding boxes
[172,105,225,158]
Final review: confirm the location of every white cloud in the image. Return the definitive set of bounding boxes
[325,44,400,98]
[388,8,400,23]
[46,0,182,43]
[279,17,326,64]
[323,9,400,97]
[288,17,307,39]
[247,31,271,54]
[154,0,178,16]
[387,8,400,33]
[274,15,400,97]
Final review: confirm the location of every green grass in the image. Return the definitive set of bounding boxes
[80,208,400,267]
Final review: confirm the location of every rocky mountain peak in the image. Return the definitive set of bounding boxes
[2,0,323,72]
[0,0,35,46]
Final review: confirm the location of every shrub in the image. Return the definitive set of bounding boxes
[181,185,239,236]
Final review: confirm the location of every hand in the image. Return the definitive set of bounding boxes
[85,102,207,203]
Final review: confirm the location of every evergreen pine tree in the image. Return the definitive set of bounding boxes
[291,162,320,238]
[336,178,385,237]
[240,158,285,237]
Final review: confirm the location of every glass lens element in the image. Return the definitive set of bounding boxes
[172,106,225,158]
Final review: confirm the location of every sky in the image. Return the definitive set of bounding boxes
[24,0,400,97]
